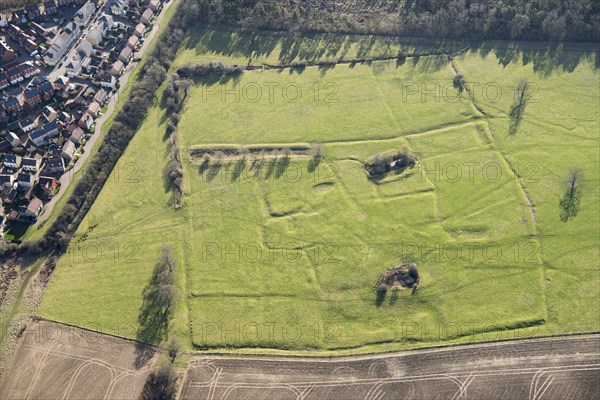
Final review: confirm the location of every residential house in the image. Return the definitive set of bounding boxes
[0,72,9,90]
[18,116,36,132]
[126,35,139,49]
[93,88,107,104]
[23,197,43,218]
[140,8,154,25]
[8,132,21,147]
[19,62,37,79]
[30,22,48,38]
[76,40,93,58]
[133,23,145,38]
[78,112,94,130]
[118,46,132,63]
[22,157,41,172]
[110,60,124,76]
[38,82,55,101]
[0,174,15,191]
[65,59,82,77]
[7,68,23,85]
[69,127,85,145]
[53,76,70,90]
[23,39,39,56]
[38,175,57,196]
[0,139,12,152]
[148,0,160,12]
[42,106,58,122]
[99,73,116,88]
[29,120,59,146]
[86,28,103,46]
[23,88,42,106]
[97,14,115,34]
[45,156,64,173]
[3,97,22,116]
[0,41,16,63]
[61,140,76,161]
[86,101,101,118]
[2,153,21,169]
[25,4,41,21]
[17,172,34,190]
[110,0,129,16]
[74,1,96,26]
[44,1,58,15]
[10,11,27,25]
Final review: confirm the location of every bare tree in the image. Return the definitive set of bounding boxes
[560,168,584,222]
[165,337,184,364]
[509,78,531,134]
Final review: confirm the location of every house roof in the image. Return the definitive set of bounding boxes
[135,23,145,33]
[46,157,64,168]
[0,174,13,184]
[7,68,21,78]
[17,172,34,182]
[119,46,132,59]
[77,40,93,57]
[5,97,20,107]
[142,9,153,21]
[24,88,38,100]
[87,101,100,113]
[111,60,124,71]
[27,197,42,213]
[70,127,85,140]
[22,157,38,166]
[2,153,18,163]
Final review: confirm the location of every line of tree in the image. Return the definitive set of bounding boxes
[179,0,599,42]
[137,244,180,344]
[140,363,178,400]
[163,74,192,209]
[176,61,244,78]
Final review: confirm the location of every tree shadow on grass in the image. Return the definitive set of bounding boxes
[375,289,387,307]
[135,277,169,367]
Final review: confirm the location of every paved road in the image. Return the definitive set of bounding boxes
[181,335,600,399]
[36,0,176,226]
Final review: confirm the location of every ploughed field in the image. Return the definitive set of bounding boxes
[36,27,599,353]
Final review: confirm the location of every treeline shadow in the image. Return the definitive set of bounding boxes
[183,25,598,77]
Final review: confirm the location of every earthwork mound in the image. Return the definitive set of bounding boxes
[375,263,420,291]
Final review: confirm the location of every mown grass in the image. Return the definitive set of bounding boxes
[36,28,598,354]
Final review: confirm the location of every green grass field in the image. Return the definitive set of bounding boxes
[36,27,599,354]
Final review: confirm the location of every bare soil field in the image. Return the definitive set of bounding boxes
[181,335,600,400]
[0,321,157,400]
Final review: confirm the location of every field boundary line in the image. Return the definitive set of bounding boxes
[184,332,600,360]
[32,316,159,349]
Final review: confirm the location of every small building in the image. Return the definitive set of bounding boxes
[126,35,139,49]
[19,62,37,79]
[38,175,58,196]
[69,127,85,145]
[24,39,39,56]
[97,14,115,34]
[23,197,43,218]
[86,101,101,118]
[0,72,9,90]
[42,106,59,122]
[8,132,21,147]
[0,174,15,190]
[4,97,22,115]
[74,1,96,26]
[76,40,94,58]
[78,113,94,130]
[45,156,65,173]
[44,0,58,15]
[18,116,37,133]
[0,41,16,63]
[110,60,124,76]
[38,82,55,101]
[65,59,83,77]
[98,73,117,88]
[110,0,129,16]
[7,68,23,85]
[118,46,132,63]
[2,153,21,169]
[148,0,160,12]
[17,172,35,190]
[86,28,103,46]
[93,88,107,104]
[133,23,146,38]
[23,88,42,106]
[140,8,154,25]
[61,140,76,161]
[22,157,41,172]
[29,120,59,146]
